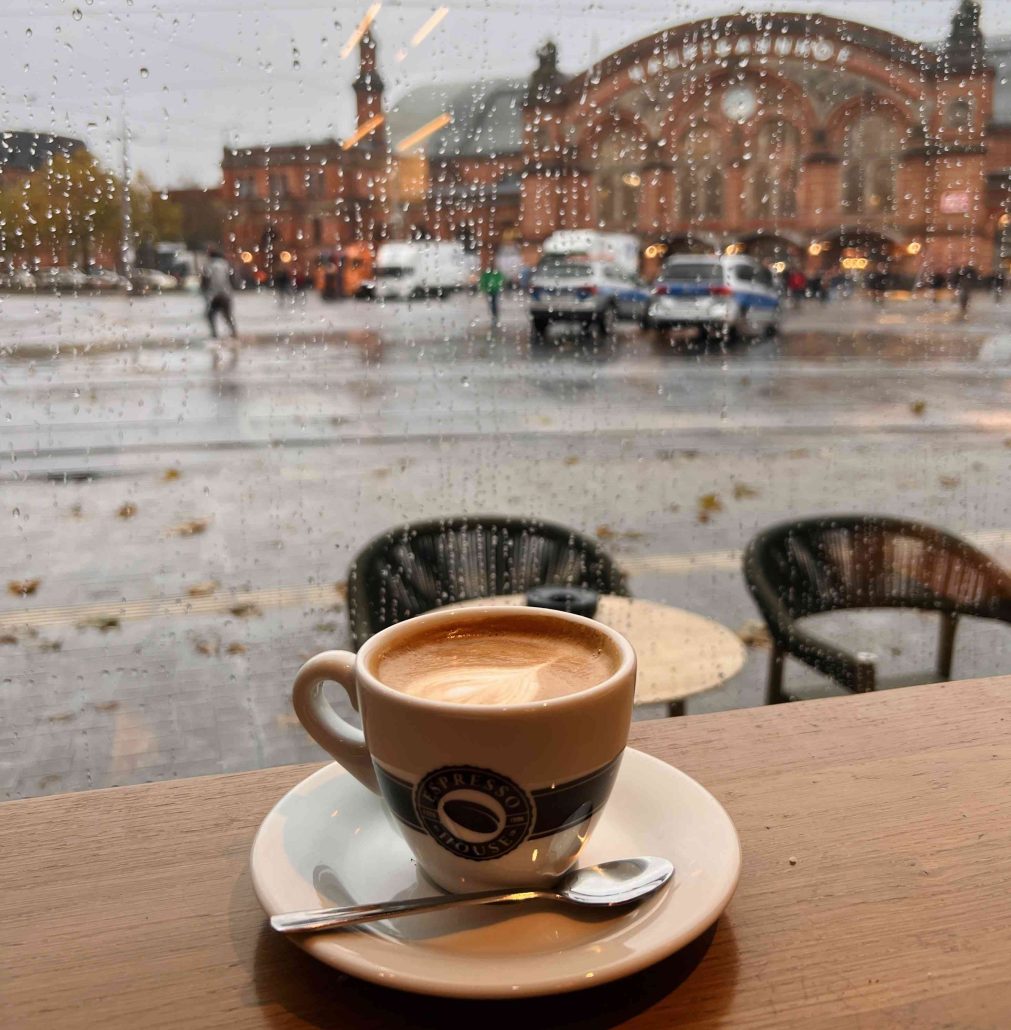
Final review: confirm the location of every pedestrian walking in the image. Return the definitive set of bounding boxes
[955,266,973,321]
[479,265,505,326]
[201,246,238,364]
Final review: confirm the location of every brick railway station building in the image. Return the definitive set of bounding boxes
[221,2,1011,281]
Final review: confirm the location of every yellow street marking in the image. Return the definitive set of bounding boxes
[0,584,344,631]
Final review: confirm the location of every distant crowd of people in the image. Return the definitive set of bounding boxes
[773,263,1005,320]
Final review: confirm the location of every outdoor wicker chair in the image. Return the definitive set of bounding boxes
[743,515,1011,703]
[348,515,629,649]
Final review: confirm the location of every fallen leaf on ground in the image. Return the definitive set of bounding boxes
[77,614,121,631]
[0,632,18,645]
[194,638,217,656]
[733,482,760,500]
[563,455,580,466]
[938,475,961,489]
[738,620,773,649]
[93,700,121,712]
[696,493,723,523]
[334,581,348,600]
[226,642,247,654]
[7,576,40,601]
[8,578,41,597]
[117,502,138,519]
[162,468,181,481]
[229,603,262,618]
[910,399,927,416]
[786,448,810,459]
[168,518,209,537]
[48,711,76,723]
[187,580,219,597]
[595,524,616,540]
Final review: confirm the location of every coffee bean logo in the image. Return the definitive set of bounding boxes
[442,798,500,835]
[414,766,534,861]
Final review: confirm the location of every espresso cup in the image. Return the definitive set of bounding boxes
[291,605,636,892]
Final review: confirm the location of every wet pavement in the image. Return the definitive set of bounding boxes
[2,292,1009,799]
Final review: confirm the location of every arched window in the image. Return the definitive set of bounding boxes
[748,121,800,218]
[842,114,901,215]
[590,129,647,231]
[947,98,974,132]
[678,122,722,221]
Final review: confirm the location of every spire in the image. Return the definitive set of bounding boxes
[943,1,984,74]
[354,30,384,95]
[352,29,386,151]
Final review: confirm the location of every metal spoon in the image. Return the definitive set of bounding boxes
[271,856,674,934]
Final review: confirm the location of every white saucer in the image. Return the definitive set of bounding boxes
[250,747,741,999]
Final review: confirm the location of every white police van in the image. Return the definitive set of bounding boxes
[648,254,781,341]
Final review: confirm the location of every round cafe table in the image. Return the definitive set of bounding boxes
[445,594,746,716]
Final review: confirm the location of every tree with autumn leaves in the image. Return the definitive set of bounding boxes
[0,147,181,270]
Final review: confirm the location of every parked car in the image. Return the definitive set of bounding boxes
[130,268,178,292]
[86,268,129,291]
[35,266,90,291]
[361,241,477,301]
[0,269,36,290]
[648,254,781,341]
[529,255,651,337]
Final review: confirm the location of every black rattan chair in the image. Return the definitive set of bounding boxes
[348,515,629,649]
[743,515,1011,703]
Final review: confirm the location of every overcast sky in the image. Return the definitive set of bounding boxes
[4,0,1010,188]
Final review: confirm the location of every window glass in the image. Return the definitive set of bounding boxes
[4,0,1009,804]
[536,259,592,278]
[660,261,722,282]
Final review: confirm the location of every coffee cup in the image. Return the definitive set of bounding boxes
[291,605,636,892]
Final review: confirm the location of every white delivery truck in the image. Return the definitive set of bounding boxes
[366,241,478,300]
[540,230,640,276]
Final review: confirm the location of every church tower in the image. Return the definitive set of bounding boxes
[928,0,993,271]
[353,30,387,153]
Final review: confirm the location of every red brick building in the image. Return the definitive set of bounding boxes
[522,3,1011,278]
[222,3,1011,280]
[221,32,390,279]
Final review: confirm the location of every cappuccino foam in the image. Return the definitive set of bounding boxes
[375,614,619,706]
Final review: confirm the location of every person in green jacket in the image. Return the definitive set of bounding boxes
[479,266,505,325]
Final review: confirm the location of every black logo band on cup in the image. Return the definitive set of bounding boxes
[415,766,533,861]
[374,753,623,861]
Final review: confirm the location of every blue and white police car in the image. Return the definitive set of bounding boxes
[529,256,651,337]
[648,254,781,341]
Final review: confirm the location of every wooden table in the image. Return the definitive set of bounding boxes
[448,594,746,715]
[4,675,1011,1029]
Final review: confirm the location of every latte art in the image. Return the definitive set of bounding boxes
[375,615,618,706]
[394,657,572,705]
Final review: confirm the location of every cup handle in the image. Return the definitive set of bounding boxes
[291,651,379,794]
